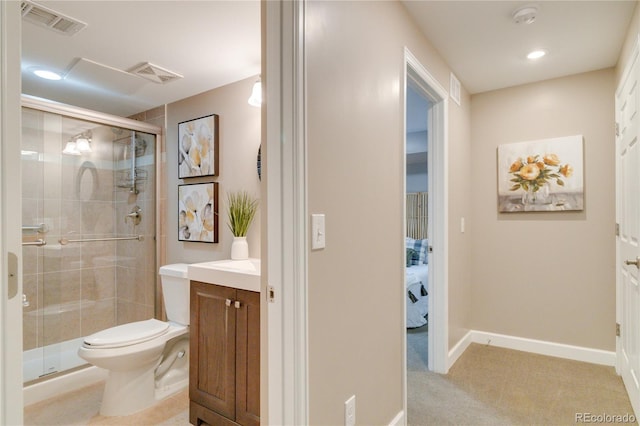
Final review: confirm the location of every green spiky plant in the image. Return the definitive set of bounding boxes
[227,191,258,237]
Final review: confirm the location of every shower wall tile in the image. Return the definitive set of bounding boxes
[81,267,115,300]
[60,200,82,236]
[22,246,40,276]
[82,240,116,268]
[116,266,146,305]
[43,310,81,346]
[22,160,43,200]
[22,273,39,351]
[42,269,81,306]
[81,298,115,336]
[42,197,62,238]
[116,300,153,325]
[81,201,115,235]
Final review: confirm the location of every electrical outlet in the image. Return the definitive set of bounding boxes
[345,395,356,426]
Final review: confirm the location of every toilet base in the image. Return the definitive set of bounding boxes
[98,335,190,417]
[100,362,158,417]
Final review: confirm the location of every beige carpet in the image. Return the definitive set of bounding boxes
[408,335,637,426]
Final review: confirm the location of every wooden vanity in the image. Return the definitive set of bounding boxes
[187,260,260,426]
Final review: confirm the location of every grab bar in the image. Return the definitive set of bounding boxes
[58,235,144,245]
[22,224,49,233]
[22,239,47,247]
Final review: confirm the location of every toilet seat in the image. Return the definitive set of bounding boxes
[83,319,170,349]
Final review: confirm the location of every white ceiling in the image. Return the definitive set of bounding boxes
[402,0,636,95]
[21,1,637,120]
[21,1,261,117]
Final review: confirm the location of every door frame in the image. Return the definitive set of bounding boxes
[264,0,308,424]
[404,48,449,375]
[615,34,640,418]
[403,47,449,421]
[0,1,24,424]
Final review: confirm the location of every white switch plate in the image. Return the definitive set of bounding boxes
[345,395,356,426]
[311,214,326,249]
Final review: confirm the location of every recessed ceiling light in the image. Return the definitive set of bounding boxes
[527,49,547,60]
[33,69,62,80]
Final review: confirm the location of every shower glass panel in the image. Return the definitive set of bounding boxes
[21,106,157,383]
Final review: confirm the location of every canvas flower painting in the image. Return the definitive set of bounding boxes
[178,182,218,242]
[497,135,584,212]
[178,114,219,178]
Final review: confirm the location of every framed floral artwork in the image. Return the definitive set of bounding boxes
[178,114,219,178]
[178,182,218,243]
[497,135,584,212]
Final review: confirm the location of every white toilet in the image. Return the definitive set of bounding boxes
[78,263,190,417]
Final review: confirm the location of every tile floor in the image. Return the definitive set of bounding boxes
[24,381,188,426]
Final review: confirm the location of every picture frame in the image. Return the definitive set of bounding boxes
[178,182,218,243]
[178,114,219,178]
[497,135,584,213]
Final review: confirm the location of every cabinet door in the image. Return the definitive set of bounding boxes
[190,282,237,421]
[235,289,260,426]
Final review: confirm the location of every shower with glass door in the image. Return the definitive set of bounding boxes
[20,96,160,384]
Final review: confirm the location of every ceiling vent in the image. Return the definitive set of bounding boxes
[21,0,87,36]
[128,62,183,85]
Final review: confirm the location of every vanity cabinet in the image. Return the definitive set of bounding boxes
[189,281,260,426]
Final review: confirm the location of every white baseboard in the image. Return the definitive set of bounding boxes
[447,330,615,369]
[388,410,404,426]
[447,330,474,370]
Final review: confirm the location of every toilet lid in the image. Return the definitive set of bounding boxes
[83,318,170,348]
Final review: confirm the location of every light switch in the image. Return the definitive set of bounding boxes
[311,214,325,250]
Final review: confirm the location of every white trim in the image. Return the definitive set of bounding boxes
[388,410,405,426]
[447,330,474,369]
[404,48,449,376]
[21,95,161,134]
[1,1,24,424]
[24,366,108,406]
[265,1,308,424]
[467,331,616,366]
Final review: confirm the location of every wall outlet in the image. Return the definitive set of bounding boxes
[345,395,356,426]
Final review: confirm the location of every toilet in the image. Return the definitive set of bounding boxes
[78,263,190,417]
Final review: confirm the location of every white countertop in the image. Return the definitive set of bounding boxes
[188,258,261,292]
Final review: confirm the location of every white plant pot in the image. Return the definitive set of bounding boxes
[231,237,249,260]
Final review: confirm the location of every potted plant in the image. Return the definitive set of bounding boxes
[227,190,258,260]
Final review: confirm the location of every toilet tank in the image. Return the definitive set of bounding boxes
[159,264,190,325]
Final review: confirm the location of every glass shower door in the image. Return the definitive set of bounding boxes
[21,105,157,383]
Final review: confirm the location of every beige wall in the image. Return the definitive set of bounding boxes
[469,68,616,350]
[165,77,261,265]
[616,1,639,82]
[305,1,471,423]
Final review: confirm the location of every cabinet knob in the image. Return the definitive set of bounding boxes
[225,299,232,307]
[234,301,241,309]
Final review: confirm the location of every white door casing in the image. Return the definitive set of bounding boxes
[405,48,449,375]
[0,1,24,424]
[264,0,308,424]
[616,35,640,419]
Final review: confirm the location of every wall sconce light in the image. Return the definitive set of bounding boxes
[62,131,92,155]
[62,141,81,155]
[248,80,262,107]
[75,135,92,153]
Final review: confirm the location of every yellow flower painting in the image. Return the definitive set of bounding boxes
[178,114,219,178]
[178,182,218,243]
[497,135,584,212]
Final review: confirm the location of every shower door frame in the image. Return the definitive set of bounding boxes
[20,94,164,372]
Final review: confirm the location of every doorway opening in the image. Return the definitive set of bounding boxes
[405,83,430,371]
[403,47,449,418]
